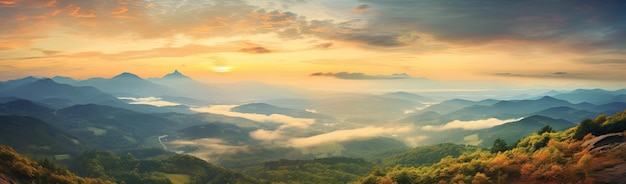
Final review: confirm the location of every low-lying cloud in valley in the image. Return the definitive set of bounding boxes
[191,105,315,129]
[118,97,180,107]
[422,117,524,131]
[288,126,413,148]
[250,129,284,141]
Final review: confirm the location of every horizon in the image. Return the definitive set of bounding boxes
[2,0,626,90]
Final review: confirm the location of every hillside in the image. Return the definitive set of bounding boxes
[0,115,83,155]
[0,145,112,184]
[355,110,626,184]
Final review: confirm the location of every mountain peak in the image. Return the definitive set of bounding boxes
[113,72,141,79]
[163,69,190,79]
[32,78,57,85]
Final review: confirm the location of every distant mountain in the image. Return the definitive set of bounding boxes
[529,106,597,123]
[0,115,83,155]
[380,92,433,102]
[0,78,117,108]
[607,94,626,103]
[419,99,484,114]
[553,89,619,104]
[0,99,55,120]
[77,72,183,97]
[474,115,574,147]
[51,76,78,84]
[231,103,322,119]
[0,76,40,91]
[148,70,218,101]
[587,102,626,115]
[445,96,575,120]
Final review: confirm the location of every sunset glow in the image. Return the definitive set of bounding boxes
[1,0,625,90]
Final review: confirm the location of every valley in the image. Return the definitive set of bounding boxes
[0,71,625,183]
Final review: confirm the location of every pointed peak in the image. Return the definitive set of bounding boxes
[163,69,190,79]
[113,72,141,79]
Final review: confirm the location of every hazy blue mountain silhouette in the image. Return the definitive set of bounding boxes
[148,70,218,101]
[51,76,78,84]
[0,78,117,108]
[475,115,574,147]
[529,106,597,123]
[419,98,499,114]
[444,96,575,120]
[381,92,434,103]
[0,76,40,91]
[553,89,621,104]
[77,72,183,97]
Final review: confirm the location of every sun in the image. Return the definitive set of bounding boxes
[213,66,232,73]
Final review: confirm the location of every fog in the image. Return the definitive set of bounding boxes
[422,117,524,131]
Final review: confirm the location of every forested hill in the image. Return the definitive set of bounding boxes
[355,110,626,184]
[0,144,261,184]
[0,145,112,184]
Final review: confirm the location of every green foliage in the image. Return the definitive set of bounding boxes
[69,149,260,184]
[574,111,626,140]
[244,157,372,184]
[490,138,509,153]
[537,125,555,134]
[353,110,626,184]
[381,143,480,167]
[0,144,113,184]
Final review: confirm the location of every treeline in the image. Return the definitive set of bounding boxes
[264,157,368,170]
[242,157,373,184]
[354,110,626,184]
[68,150,260,184]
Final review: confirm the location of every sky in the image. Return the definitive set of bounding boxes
[1,0,626,89]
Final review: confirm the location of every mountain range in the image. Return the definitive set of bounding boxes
[1,71,625,183]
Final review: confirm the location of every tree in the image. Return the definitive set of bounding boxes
[490,138,508,153]
[537,125,555,134]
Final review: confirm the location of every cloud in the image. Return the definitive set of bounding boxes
[359,0,626,52]
[288,126,413,148]
[576,58,626,65]
[353,4,371,13]
[314,42,333,49]
[249,129,284,141]
[310,72,412,80]
[117,96,180,107]
[422,117,524,131]
[167,138,248,160]
[190,105,315,129]
[240,46,271,54]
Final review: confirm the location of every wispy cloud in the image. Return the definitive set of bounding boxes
[118,96,180,107]
[167,138,248,160]
[422,117,524,131]
[249,129,284,141]
[191,105,315,129]
[288,126,413,147]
